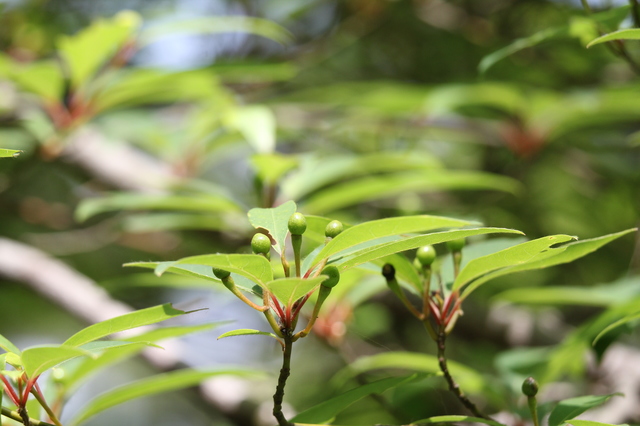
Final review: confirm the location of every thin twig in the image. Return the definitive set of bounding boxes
[1,407,57,426]
[273,332,294,426]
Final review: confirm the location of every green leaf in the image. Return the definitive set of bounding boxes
[548,394,622,426]
[291,374,419,424]
[64,303,185,347]
[57,11,141,88]
[251,153,298,185]
[139,16,293,47]
[412,415,507,426]
[0,149,22,158]
[75,192,241,222]
[587,28,640,48]
[248,200,297,255]
[69,368,263,426]
[332,352,486,394]
[21,345,93,378]
[11,60,64,100]
[311,215,472,268]
[0,334,20,354]
[338,227,523,272]
[153,254,273,288]
[226,105,276,153]
[217,329,280,341]
[593,312,640,345]
[122,212,232,232]
[266,276,327,307]
[567,420,628,426]
[300,171,520,215]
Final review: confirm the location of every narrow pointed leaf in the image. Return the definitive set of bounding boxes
[412,415,507,426]
[266,276,327,307]
[587,28,640,48]
[0,334,20,354]
[548,394,622,426]
[217,329,280,341]
[338,227,523,272]
[69,368,263,426]
[291,374,419,424]
[568,420,628,426]
[0,149,22,158]
[593,312,640,345]
[153,254,273,287]
[311,215,472,268]
[21,346,93,378]
[248,200,297,254]
[64,303,185,347]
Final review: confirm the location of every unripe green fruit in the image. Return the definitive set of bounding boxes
[251,233,271,254]
[288,212,307,235]
[325,220,343,238]
[321,265,340,288]
[212,267,230,279]
[522,376,539,397]
[416,245,436,266]
[382,263,396,281]
[447,238,465,252]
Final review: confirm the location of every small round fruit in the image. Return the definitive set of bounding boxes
[416,245,436,266]
[521,377,539,397]
[381,263,396,281]
[321,265,340,288]
[212,267,230,279]
[446,238,466,252]
[251,233,271,254]
[288,212,307,235]
[325,220,344,238]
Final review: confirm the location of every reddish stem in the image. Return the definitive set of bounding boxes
[428,299,442,322]
[1,375,21,407]
[21,377,37,405]
[444,298,463,327]
[271,294,286,320]
[290,293,311,322]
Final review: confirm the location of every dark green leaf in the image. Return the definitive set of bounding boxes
[548,394,621,426]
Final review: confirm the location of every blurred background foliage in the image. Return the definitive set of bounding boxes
[0,0,639,425]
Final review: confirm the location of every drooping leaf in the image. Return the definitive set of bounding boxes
[337,227,523,272]
[587,28,640,48]
[331,352,486,394]
[227,106,276,154]
[0,149,22,158]
[310,215,472,268]
[217,329,281,341]
[548,394,622,426]
[0,334,20,354]
[568,420,628,426]
[593,312,640,345]
[75,192,241,222]
[266,276,327,307]
[64,304,185,347]
[153,254,273,288]
[291,375,419,424]
[247,200,297,255]
[69,368,263,426]
[412,415,507,426]
[21,346,93,378]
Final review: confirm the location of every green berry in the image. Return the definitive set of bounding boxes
[212,267,230,279]
[381,263,396,281]
[325,220,343,238]
[446,238,465,252]
[522,377,539,397]
[251,233,271,254]
[416,245,436,266]
[288,212,307,235]
[321,265,340,288]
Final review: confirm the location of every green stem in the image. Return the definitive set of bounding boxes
[291,235,302,278]
[436,331,494,421]
[2,406,57,426]
[273,332,294,426]
[632,0,640,28]
[527,396,539,426]
[31,387,63,426]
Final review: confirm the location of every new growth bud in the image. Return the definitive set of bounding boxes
[212,267,230,279]
[325,220,343,239]
[288,212,307,235]
[522,377,539,397]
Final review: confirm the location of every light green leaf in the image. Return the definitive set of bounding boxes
[248,200,297,255]
[139,16,293,47]
[593,312,640,345]
[64,303,185,347]
[226,105,276,154]
[291,375,419,424]
[311,215,472,268]
[217,329,280,341]
[69,368,263,426]
[460,229,636,299]
[57,11,141,87]
[153,254,273,288]
[587,28,640,48]
[122,212,232,232]
[0,334,20,354]
[75,192,241,222]
[11,60,64,100]
[548,394,622,426]
[266,276,327,307]
[251,153,298,184]
[301,171,520,215]
[332,352,485,394]
[412,415,507,426]
[21,345,93,378]
[0,149,22,158]
[338,227,523,272]
[567,420,628,426]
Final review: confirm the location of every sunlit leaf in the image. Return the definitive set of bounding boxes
[291,374,419,424]
[248,200,297,255]
[568,420,628,426]
[69,368,264,426]
[412,415,507,426]
[217,329,280,341]
[548,394,622,426]
[0,334,20,354]
[251,153,298,185]
[0,149,22,158]
[587,28,640,48]
[11,60,64,100]
[266,276,327,307]
[21,346,93,378]
[226,105,276,154]
[64,304,185,347]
